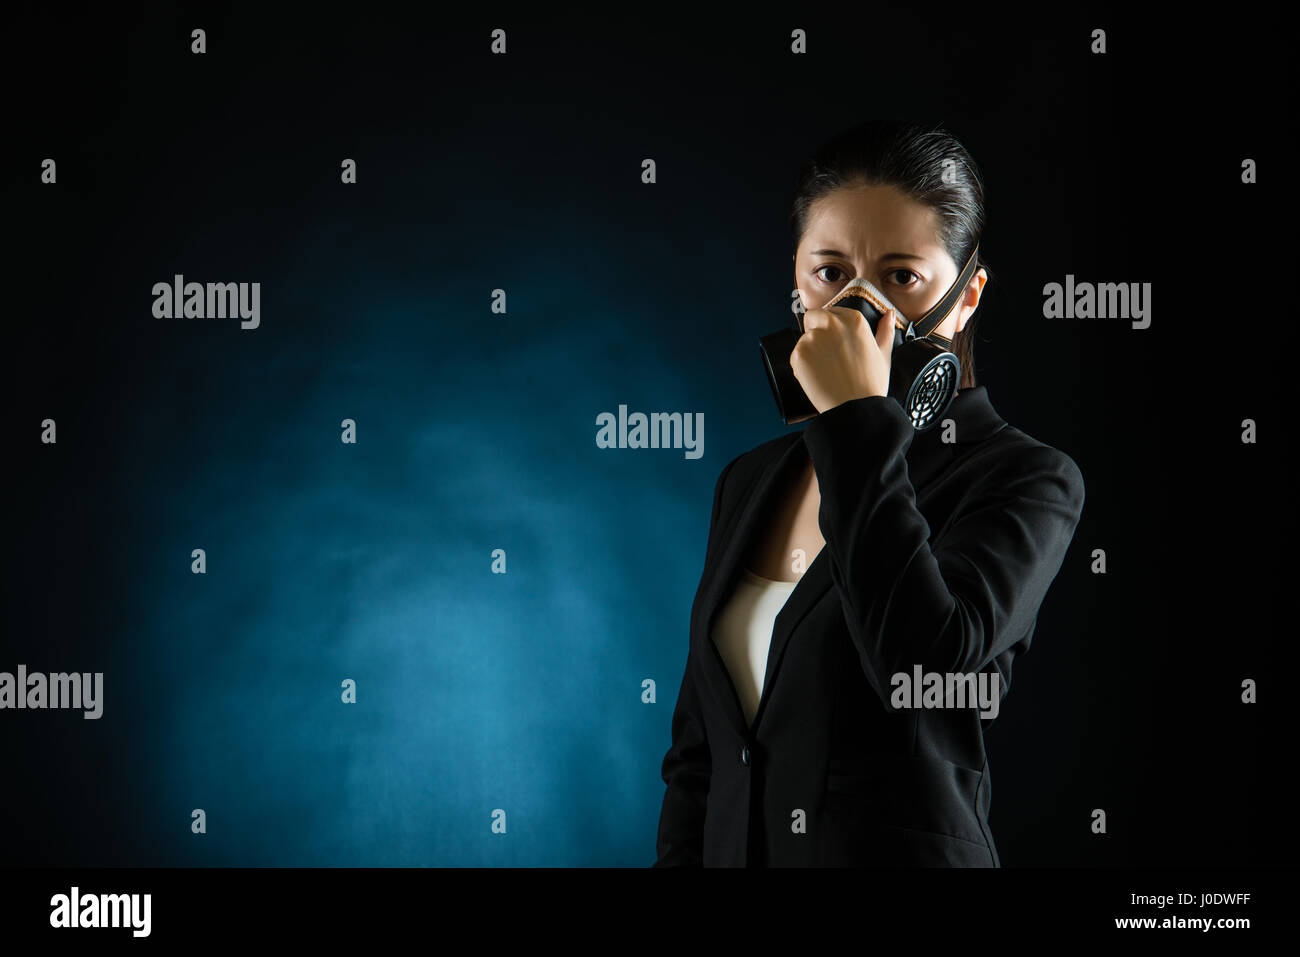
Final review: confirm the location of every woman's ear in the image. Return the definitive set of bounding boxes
[955,268,988,334]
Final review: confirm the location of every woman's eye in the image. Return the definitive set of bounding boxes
[815,265,920,287]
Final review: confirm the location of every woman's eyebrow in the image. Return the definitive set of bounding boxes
[809,248,927,263]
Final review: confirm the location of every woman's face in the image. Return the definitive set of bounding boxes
[792,181,986,342]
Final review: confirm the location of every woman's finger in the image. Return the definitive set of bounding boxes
[801,307,829,332]
[877,308,896,359]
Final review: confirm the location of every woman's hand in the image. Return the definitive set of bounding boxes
[789,305,896,414]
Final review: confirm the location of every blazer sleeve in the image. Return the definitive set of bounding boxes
[653,455,736,866]
[801,394,1085,712]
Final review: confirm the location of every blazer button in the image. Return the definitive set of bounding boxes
[740,745,750,766]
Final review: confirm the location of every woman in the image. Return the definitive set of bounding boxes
[654,120,1086,867]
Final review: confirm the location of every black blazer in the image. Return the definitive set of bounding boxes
[653,386,1085,867]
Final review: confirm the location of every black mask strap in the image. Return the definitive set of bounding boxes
[905,244,980,345]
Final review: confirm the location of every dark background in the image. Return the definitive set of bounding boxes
[1,6,1284,866]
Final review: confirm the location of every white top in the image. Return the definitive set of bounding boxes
[710,567,798,728]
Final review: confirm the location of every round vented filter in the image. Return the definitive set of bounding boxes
[904,352,959,430]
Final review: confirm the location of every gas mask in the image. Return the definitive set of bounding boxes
[759,244,979,430]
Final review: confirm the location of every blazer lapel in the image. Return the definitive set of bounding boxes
[694,431,833,738]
